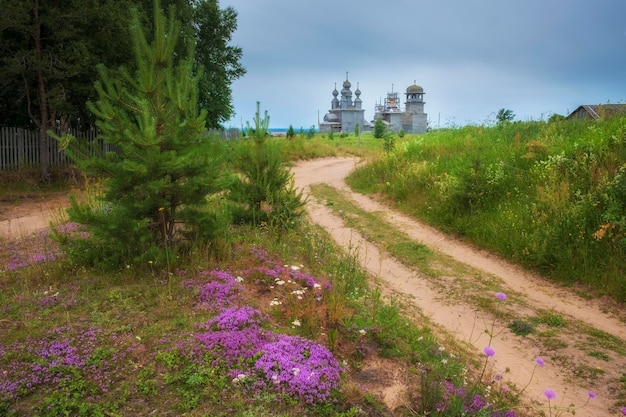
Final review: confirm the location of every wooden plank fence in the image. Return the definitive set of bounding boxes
[0,127,240,171]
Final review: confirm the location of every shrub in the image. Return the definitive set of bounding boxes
[373,119,386,139]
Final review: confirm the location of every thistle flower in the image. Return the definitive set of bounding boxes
[495,292,507,300]
[484,346,495,357]
[536,357,545,367]
[543,389,556,400]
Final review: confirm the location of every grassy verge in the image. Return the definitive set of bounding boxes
[308,182,626,409]
[346,119,626,302]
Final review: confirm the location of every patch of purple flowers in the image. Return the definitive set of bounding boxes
[243,246,332,292]
[436,381,517,417]
[3,222,84,271]
[204,305,267,332]
[254,334,341,403]
[0,326,132,405]
[183,270,242,311]
[246,264,332,292]
[193,304,342,403]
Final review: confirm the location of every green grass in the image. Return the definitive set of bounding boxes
[0,213,521,416]
[346,117,626,303]
[307,181,626,406]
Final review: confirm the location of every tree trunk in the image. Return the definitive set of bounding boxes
[33,0,50,178]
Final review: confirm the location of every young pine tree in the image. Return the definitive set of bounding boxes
[55,2,228,268]
[229,102,305,228]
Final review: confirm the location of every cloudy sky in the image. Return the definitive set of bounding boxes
[219,0,626,129]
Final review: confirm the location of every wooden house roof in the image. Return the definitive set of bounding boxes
[567,104,626,120]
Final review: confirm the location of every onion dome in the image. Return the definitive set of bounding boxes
[406,84,424,93]
[324,112,339,122]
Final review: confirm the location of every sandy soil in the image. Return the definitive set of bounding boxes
[0,192,69,239]
[291,157,626,417]
[2,157,625,416]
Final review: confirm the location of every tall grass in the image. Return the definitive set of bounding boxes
[347,118,626,302]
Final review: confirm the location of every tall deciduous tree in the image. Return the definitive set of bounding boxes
[56,1,228,268]
[192,1,245,127]
[1,0,244,177]
[139,0,245,127]
[0,0,136,177]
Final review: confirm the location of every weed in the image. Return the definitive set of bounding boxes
[507,320,535,337]
[533,310,566,327]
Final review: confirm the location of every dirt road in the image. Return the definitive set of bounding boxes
[292,157,626,417]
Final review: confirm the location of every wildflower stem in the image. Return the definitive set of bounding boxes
[478,357,489,383]
[518,363,537,396]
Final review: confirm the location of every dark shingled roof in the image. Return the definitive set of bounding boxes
[567,104,626,120]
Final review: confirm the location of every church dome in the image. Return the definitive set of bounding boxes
[406,84,423,93]
[324,112,339,122]
[343,79,351,89]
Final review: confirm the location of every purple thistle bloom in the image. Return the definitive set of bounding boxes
[536,357,545,367]
[483,346,495,357]
[495,292,507,300]
[544,389,556,400]
[587,391,596,399]
[620,407,626,416]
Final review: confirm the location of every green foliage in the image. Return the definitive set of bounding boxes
[383,133,396,154]
[496,108,515,123]
[548,113,566,123]
[347,118,626,302]
[0,0,243,130]
[508,320,535,336]
[307,125,316,140]
[0,0,136,129]
[191,0,245,127]
[533,310,565,327]
[229,102,306,229]
[286,124,295,139]
[53,2,228,269]
[373,118,386,139]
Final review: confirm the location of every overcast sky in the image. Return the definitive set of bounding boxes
[219,0,626,129]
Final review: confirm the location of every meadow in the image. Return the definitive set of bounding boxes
[1,126,624,416]
[347,117,626,302]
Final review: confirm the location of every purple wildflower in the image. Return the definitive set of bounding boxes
[254,334,341,403]
[495,292,507,300]
[620,407,626,416]
[544,389,556,400]
[205,306,266,332]
[587,391,596,399]
[536,357,545,367]
[484,346,495,357]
